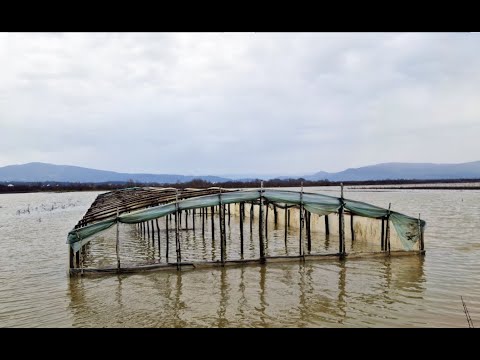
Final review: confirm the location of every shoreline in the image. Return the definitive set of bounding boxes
[2,178,480,194]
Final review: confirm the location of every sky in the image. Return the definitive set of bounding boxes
[1,32,480,177]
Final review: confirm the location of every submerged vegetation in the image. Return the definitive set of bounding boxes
[1,177,480,194]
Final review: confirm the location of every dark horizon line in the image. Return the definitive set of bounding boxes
[2,177,480,194]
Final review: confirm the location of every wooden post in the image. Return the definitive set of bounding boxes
[151,220,155,246]
[223,203,227,253]
[166,216,169,261]
[259,182,265,263]
[265,200,269,238]
[339,183,345,255]
[240,202,244,257]
[250,202,254,233]
[228,203,230,226]
[193,209,195,233]
[325,215,330,235]
[386,203,391,253]
[202,207,205,236]
[69,246,74,269]
[143,221,146,238]
[273,204,278,225]
[79,248,84,275]
[284,205,288,246]
[147,220,150,239]
[350,213,355,242]
[211,206,215,240]
[381,217,385,251]
[299,183,304,257]
[288,209,290,227]
[185,209,188,230]
[175,191,181,270]
[76,250,80,268]
[156,218,161,259]
[116,208,120,270]
[418,213,424,251]
[307,210,311,253]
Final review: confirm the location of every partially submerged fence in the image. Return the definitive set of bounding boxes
[68,184,426,275]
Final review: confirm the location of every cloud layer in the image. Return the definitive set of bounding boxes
[1,32,479,176]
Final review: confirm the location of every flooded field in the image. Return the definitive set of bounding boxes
[1,186,479,327]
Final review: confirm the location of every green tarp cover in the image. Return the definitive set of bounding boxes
[67,189,426,252]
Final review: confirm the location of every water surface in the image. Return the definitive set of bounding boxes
[0,187,479,327]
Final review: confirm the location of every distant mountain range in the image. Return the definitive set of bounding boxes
[304,161,480,181]
[1,161,480,184]
[0,162,229,183]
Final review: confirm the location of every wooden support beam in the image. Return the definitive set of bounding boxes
[219,190,225,265]
[325,215,330,235]
[223,203,227,253]
[175,191,181,270]
[228,203,230,226]
[240,202,244,257]
[307,210,311,253]
[418,213,424,251]
[265,201,269,239]
[202,207,205,236]
[339,183,345,255]
[193,209,195,233]
[284,206,288,247]
[259,185,265,263]
[69,246,74,269]
[350,214,355,242]
[250,202,254,233]
[386,203,391,253]
[156,218,161,259]
[381,217,385,251]
[273,204,278,225]
[166,216,169,261]
[211,206,215,240]
[151,220,155,246]
[116,208,120,270]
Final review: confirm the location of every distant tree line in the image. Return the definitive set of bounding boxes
[1,177,480,194]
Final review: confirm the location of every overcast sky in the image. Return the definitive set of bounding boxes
[1,32,479,177]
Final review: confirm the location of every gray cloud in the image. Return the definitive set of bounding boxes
[1,32,479,176]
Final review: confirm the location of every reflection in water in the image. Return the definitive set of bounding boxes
[66,253,426,327]
[257,265,267,327]
[337,260,346,322]
[217,269,228,328]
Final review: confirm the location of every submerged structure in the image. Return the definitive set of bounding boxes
[67,185,426,275]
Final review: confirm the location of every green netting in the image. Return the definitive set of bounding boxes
[67,218,116,251]
[67,189,426,253]
[390,212,425,251]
